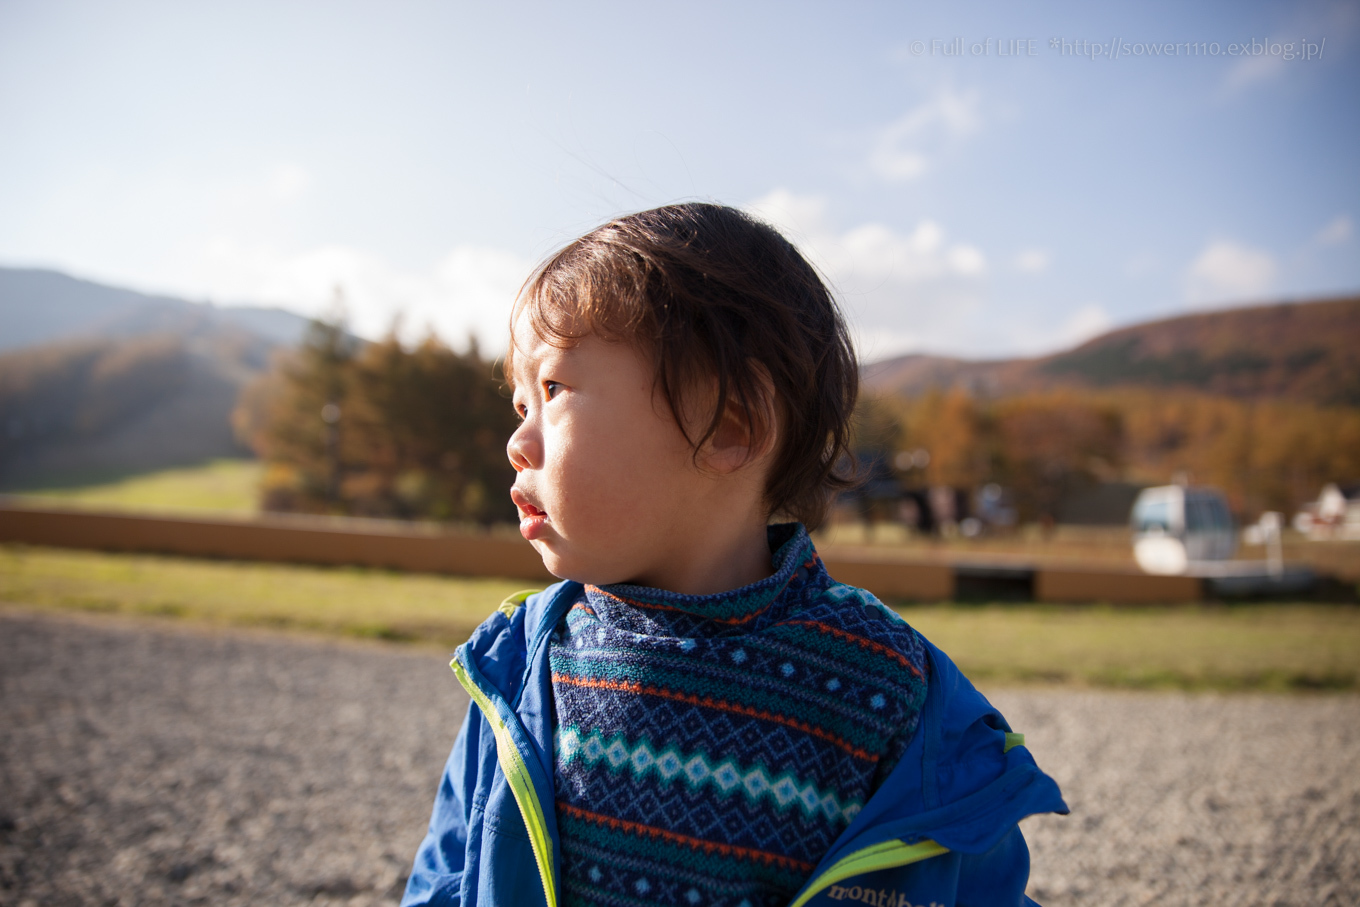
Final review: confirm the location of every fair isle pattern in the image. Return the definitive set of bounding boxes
[555,725,864,825]
[549,524,929,907]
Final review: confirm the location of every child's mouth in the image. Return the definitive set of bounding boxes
[511,488,550,541]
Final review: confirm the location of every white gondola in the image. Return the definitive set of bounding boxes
[1130,485,1316,596]
[1130,485,1236,575]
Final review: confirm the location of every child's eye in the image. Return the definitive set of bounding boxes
[543,381,564,400]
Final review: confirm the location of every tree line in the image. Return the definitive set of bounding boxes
[233,320,519,524]
[237,318,1360,528]
[859,387,1360,524]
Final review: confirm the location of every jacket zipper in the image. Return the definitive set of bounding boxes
[786,731,1026,905]
[787,838,949,907]
[451,655,559,907]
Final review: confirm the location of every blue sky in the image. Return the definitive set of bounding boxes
[1,0,1357,360]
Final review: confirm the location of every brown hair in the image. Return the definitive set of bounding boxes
[508,202,858,529]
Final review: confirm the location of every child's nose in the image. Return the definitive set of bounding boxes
[506,423,540,472]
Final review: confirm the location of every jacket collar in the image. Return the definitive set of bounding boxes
[580,523,818,635]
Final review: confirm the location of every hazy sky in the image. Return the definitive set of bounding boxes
[2,0,1357,360]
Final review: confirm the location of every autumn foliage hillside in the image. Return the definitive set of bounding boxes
[859,297,1360,521]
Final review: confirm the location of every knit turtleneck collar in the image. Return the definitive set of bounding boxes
[580,523,820,637]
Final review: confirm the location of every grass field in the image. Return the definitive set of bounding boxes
[6,459,262,516]
[3,544,1357,691]
[898,603,1358,690]
[0,544,526,646]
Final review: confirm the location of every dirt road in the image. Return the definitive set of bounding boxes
[2,610,1356,906]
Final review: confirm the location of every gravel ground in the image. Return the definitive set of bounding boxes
[994,690,1360,906]
[0,611,462,907]
[2,610,1358,907]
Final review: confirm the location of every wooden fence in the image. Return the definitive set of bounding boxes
[0,503,1204,604]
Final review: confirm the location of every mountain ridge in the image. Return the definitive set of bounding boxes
[862,295,1360,406]
[0,267,318,487]
[0,266,311,353]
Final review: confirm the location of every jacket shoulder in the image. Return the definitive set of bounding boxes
[460,580,580,698]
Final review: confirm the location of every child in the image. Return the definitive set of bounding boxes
[402,204,1066,907]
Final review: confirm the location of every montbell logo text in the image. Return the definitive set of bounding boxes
[824,886,945,907]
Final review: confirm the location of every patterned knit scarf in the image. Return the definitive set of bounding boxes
[549,524,929,907]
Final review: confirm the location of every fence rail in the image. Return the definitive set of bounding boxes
[0,504,1205,604]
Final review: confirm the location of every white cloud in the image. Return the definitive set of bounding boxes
[1013,249,1049,274]
[73,159,534,350]
[267,163,313,202]
[190,239,532,351]
[1052,303,1112,348]
[1123,251,1160,278]
[1183,239,1277,308]
[746,188,989,359]
[1316,214,1354,246]
[1220,6,1358,94]
[1222,52,1288,93]
[975,303,1114,357]
[869,88,981,183]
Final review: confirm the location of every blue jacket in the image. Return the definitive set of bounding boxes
[402,581,1068,907]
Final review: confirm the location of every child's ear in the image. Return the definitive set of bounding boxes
[702,367,777,475]
[704,399,756,473]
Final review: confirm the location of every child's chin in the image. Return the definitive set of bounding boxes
[532,543,578,581]
[534,546,616,586]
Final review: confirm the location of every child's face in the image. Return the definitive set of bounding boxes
[506,317,709,587]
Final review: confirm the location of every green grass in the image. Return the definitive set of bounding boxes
[894,602,1360,691]
[2,544,1357,691]
[0,544,529,647]
[7,459,263,516]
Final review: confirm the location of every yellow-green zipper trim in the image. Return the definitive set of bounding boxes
[788,727,1026,904]
[787,838,949,907]
[497,589,542,618]
[451,656,558,907]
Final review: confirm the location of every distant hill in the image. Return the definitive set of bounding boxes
[0,267,317,488]
[862,296,1360,406]
[0,267,310,352]
[0,334,253,487]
